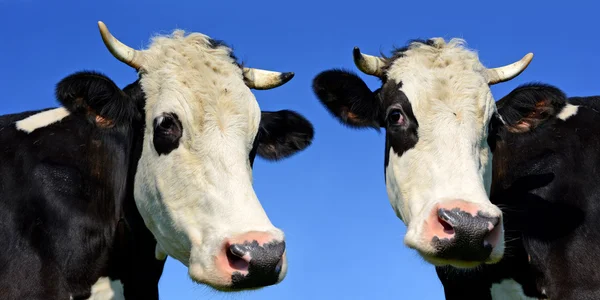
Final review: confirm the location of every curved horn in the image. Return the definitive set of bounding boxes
[243,68,294,90]
[487,53,534,85]
[353,47,386,77]
[97,21,144,69]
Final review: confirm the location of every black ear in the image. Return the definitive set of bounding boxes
[55,71,139,127]
[312,69,381,129]
[257,110,314,160]
[496,83,567,133]
[122,79,146,116]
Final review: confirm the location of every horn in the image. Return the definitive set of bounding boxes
[487,53,534,85]
[97,21,144,69]
[243,68,294,90]
[353,47,386,77]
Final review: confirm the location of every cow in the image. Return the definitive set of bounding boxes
[0,21,314,300]
[432,83,600,300]
[312,38,600,299]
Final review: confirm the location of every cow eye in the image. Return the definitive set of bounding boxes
[387,109,405,126]
[153,113,182,155]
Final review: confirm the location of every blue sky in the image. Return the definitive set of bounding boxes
[0,0,597,299]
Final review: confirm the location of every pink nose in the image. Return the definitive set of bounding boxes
[425,200,502,262]
[216,231,286,289]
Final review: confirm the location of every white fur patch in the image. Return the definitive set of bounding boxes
[85,277,124,300]
[491,279,537,300]
[557,103,579,121]
[15,107,70,133]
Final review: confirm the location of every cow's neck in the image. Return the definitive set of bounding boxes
[103,113,166,299]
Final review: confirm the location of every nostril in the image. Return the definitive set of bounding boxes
[227,244,250,272]
[437,209,457,235]
[438,216,455,235]
[229,244,246,258]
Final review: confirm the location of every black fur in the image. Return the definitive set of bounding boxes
[312,69,382,129]
[249,132,261,167]
[380,80,419,166]
[122,79,146,114]
[257,110,314,161]
[207,38,241,67]
[0,71,164,299]
[56,71,140,126]
[496,83,567,133]
[438,83,600,299]
[312,69,419,171]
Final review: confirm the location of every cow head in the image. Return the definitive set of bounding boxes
[66,22,314,291]
[313,38,532,268]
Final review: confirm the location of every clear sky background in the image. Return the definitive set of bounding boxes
[0,0,598,299]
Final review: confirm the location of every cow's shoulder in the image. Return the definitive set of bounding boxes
[0,108,50,126]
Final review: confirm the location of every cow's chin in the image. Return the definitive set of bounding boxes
[187,265,287,293]
[415,247,504,269]
[188,263,237,291]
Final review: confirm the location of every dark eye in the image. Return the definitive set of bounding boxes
[153,113,183,155]
[387,109,405,126]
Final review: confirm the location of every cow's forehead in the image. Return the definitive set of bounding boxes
[140,30,247,99]
[383,38,494,126]
[142,30,241,74]
[137,30,259,130]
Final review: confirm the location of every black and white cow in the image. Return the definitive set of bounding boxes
[433,83,600,299]
[312,39,600,299]
[0,21,314,299]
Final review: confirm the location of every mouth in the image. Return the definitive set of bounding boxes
[201,282,264,293]
[193,272,281,293]
[416,250,502,269]
[189,274,265,293]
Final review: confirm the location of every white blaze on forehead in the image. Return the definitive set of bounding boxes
[85,277,124,300]
[557,103,579,121]
[491,279,537,300]
[16,107,70,133]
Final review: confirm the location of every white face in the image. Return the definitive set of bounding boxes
[315,38,531,269]
[131,31,287,289]
[382,39,504,267]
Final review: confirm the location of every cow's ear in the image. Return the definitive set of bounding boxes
[257,110,314,161]
[55,71,138,128]
[312,69,382,129]
[496,83,567,133]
